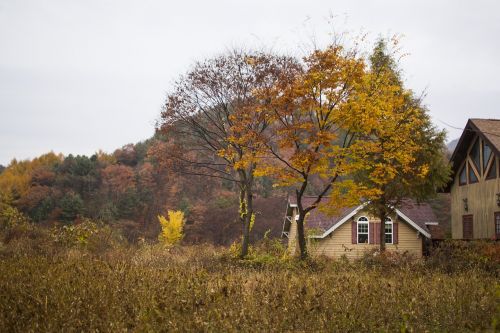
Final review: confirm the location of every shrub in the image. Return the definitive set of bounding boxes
[426,240,500,275]
[157,210,185,246]
[50,218,121,255]
[357,248,420,270]
[0,204,30,230]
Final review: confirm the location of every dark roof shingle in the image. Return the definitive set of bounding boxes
[287,196,437,237]
[470,119,500,153]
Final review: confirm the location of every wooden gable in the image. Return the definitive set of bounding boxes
[449,119,500,187]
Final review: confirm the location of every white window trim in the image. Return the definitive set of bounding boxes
[357,216,369,244]
[385,218,393,245]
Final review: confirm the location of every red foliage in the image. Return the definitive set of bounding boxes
[101,164,136,195]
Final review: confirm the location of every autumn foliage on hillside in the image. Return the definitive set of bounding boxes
[0,137,285,245]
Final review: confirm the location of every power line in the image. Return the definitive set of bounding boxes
[437,118,500,139]
[437,119,463,131]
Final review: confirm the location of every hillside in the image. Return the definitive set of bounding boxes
[0,135,286,245]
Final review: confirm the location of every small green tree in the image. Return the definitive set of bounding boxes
[158,210,185,246]
[59,192,84,222]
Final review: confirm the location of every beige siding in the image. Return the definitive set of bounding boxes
[287,210,423,259]
[450,149,499,239]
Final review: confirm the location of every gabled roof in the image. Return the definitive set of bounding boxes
[286,196,360,233]
[449,118,500,176]
[285,196,436,239]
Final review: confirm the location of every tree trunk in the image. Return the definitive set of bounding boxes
[296,211,308,260]
[240,186,253,258]
[379,210,386,252]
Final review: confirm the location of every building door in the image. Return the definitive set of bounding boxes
[462,215,473,240]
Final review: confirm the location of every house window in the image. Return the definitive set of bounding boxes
[385,218,393,244]
[495,213,500,239]
[459,163,467,185]
[470,138,481,172]
[357,216,369,244]
[483,141,492,172]
[468,161,478,183]
[486,158,497,180]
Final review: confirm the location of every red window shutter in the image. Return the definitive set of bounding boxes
[374,223,381,244]
[393,223,398,244]
[369,222,375,244]
[352,221,357,244]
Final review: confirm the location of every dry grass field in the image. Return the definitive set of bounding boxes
[0,223,499,332]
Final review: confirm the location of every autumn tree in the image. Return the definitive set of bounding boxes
[17,185,56,222]
[114,144,138,166]
[350,39,450,251]
[101,164,136,197]
[158,210,185,246]
[158,50,299,257]
[252,44,375,259]
[0,152,62,203]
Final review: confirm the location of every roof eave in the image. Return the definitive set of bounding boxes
[314,202,369,239]
[469,119,500,156]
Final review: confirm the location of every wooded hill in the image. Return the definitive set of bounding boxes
[0,136,288,245]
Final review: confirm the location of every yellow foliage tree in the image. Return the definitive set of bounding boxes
[246,43,376,259]
[0,152,63,202]
[245,39,449,258]
[349,39,450,251]
[157,210,185,246]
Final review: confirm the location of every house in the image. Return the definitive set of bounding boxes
[282,197,440,258]
[448,118,500,240]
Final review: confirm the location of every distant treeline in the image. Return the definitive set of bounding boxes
[0,135,284,244]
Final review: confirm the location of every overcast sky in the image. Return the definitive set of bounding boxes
[0,0,499,165]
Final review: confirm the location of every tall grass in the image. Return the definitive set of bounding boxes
[0,224,498,332]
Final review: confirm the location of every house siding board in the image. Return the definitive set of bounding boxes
[451,154,499,239]
[393,223,399,244]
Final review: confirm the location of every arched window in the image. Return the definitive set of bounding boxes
[357,216,369,244]
[385,217,393,244]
